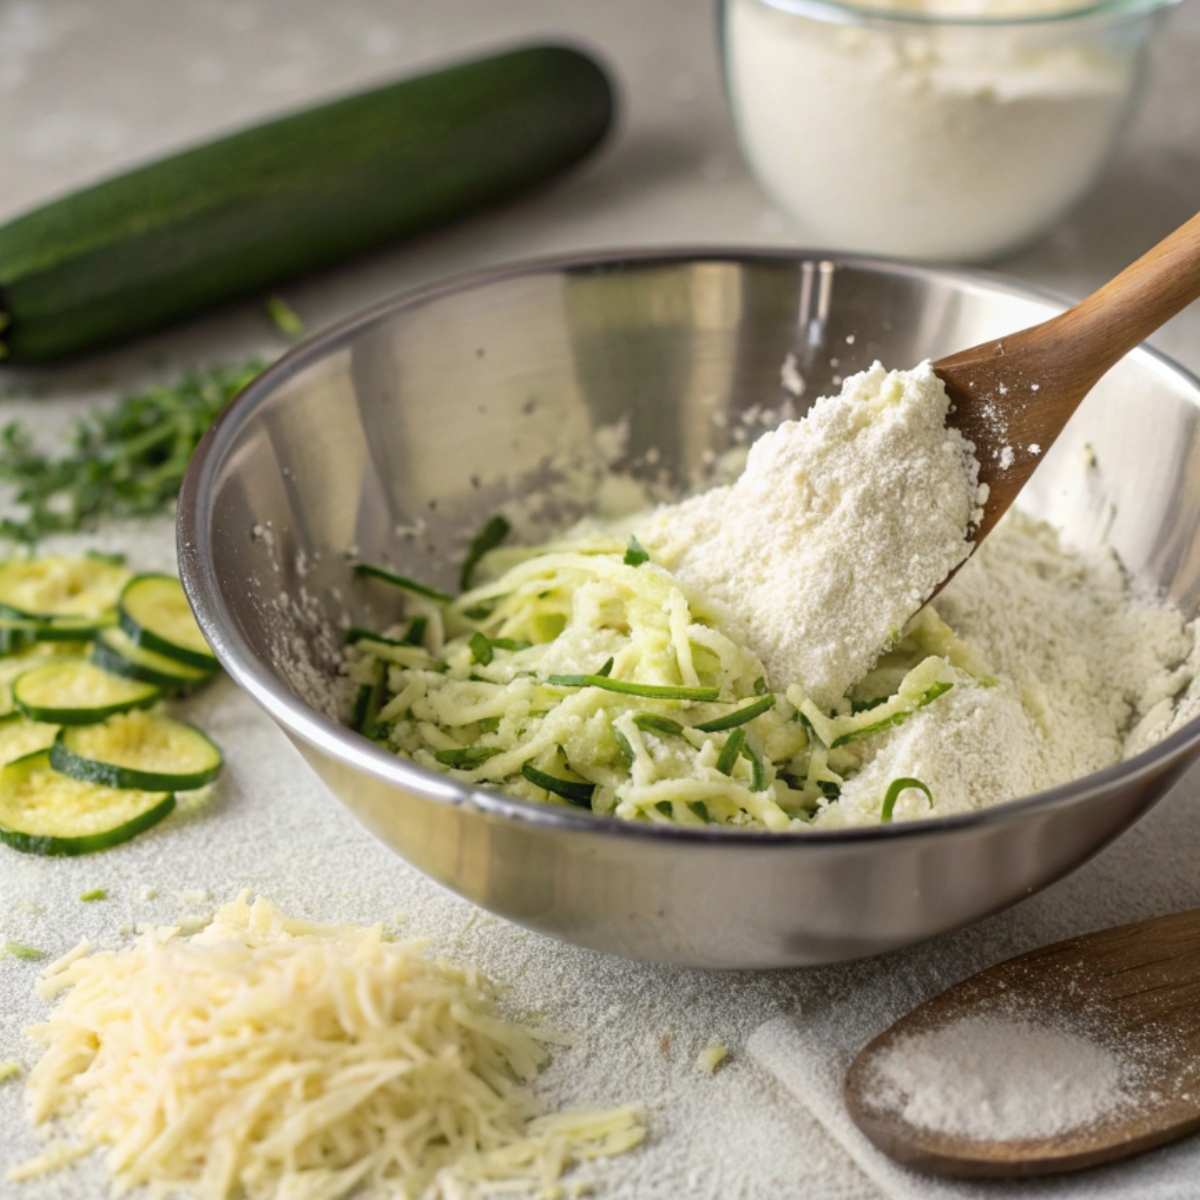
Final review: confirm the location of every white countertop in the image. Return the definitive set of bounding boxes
[1,2,1199,1197]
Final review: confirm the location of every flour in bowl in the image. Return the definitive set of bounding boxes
[723,0,1137,260]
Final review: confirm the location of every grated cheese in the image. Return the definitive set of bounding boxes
[695,1043,729,1075]
[10,893,644,1198]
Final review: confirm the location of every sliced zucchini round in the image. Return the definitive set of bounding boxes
[0,557,130,620]
[91,626,214,694]
[118,575,217,670]
[40,610,118,639]
[14,659,160,725]
[52,711,222,791]
[0,749,173,856]
[0,611,113,656]
[0,714,59,764]
[0,619,38,657]
[0,644,84,717]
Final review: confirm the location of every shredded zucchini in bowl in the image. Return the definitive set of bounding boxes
[343,533,985,831]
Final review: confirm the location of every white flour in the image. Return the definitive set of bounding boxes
[723,0,1136,260]
[638,361,983,707]
[820,509,1194,826]
[864,1014,1134,1141]
[623,359,1197,827]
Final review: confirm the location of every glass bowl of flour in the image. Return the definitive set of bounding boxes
[720,0,1177,261]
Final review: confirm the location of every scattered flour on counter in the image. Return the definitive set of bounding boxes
[864,1013,1135,1141]
[638,361,984,706]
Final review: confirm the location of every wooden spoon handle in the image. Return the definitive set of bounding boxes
[1051,208,1200,384]
[933,210,1200,550]
[938,210,1200,402]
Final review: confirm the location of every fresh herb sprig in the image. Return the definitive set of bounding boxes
[881,777,933,823]
[0,359,263,544]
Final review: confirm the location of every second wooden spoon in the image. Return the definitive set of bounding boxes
[845,908,1200,1179]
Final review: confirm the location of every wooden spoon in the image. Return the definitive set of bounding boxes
[845,908,1200,1179]
[934,210,1200,549]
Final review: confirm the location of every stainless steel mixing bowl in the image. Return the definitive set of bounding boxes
[178,249,1200,969]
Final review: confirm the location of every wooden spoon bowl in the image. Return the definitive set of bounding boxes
[845,909,1200,1179]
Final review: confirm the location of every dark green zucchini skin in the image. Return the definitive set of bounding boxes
[0,44,615,362]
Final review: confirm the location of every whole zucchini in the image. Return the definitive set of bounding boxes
[0,43,614,362]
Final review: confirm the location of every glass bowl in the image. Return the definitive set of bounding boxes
[719,0,1178,261]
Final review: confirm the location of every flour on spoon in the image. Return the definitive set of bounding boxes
[638,361,985,705]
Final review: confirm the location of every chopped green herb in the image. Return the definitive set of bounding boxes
[597,657,615,677]
[850,696,889,714]
[435,746,500,769]
[695,694,774,733]
[353,562,452,604]
[346,626,409,648]
[521,762,595,807]
[795,709,813,731]
[881,777,933,823]
[655,800,673,817]
[633,713,684,737]
[688,801,711,823]
[266,295,305,338]
[624,535,650,567]
[4,941,44,961]
[614,727,636,768]
[490,637,532,652]
[79,888,108,903]
[476,716,501,734]
[548,673,719,701]
[460,515,511,591]
[818,780,841,801]
[753,676,768,696]
[469,632,494,665]
[353,659,387,738]
[350,683,371,730]
[0,359,262,544]
[716,728,747,775]
[742,742,767,791]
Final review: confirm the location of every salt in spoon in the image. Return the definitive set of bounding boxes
[844,908,1200,1179]
[929,210,1200,590]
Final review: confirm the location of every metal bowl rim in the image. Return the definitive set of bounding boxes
[177,244,1200,849]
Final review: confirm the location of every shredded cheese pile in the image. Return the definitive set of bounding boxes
[347,538,982,830]
[11,893,644,1199]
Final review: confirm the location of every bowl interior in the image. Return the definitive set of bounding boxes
[184,251,1200,802]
